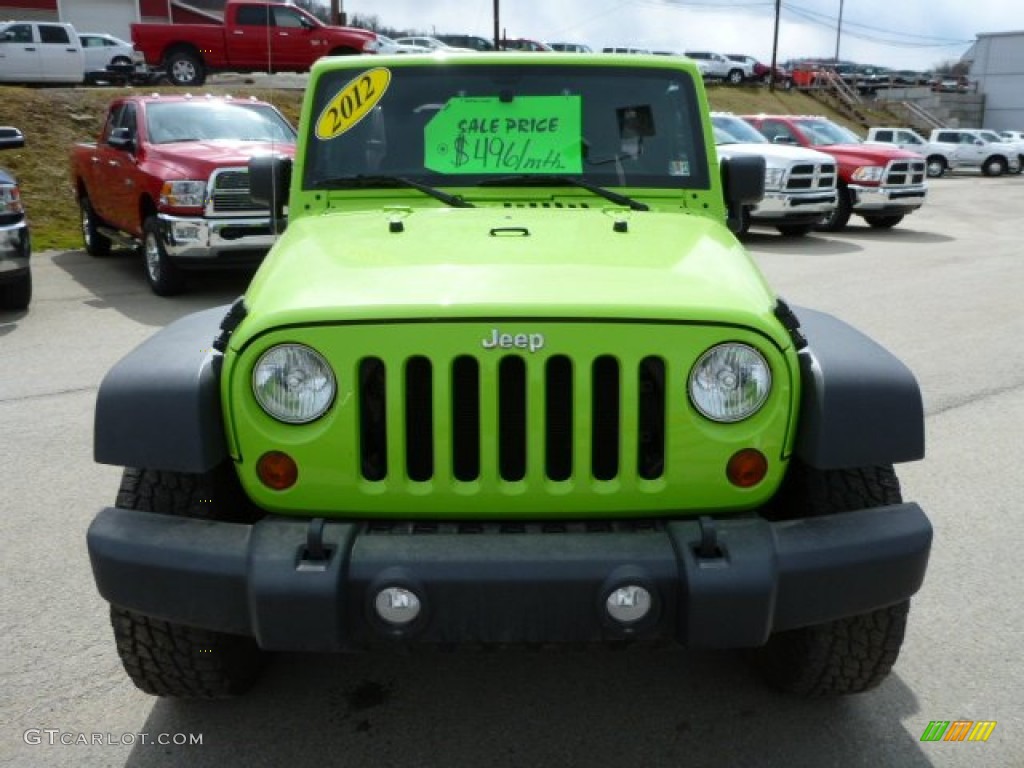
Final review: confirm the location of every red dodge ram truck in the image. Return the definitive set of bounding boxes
[70,94,296,295]
[131,0,382,86]
[742,114,927,232]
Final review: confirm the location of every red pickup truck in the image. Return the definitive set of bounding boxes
[70,94,296,295]
[131,0,381,86]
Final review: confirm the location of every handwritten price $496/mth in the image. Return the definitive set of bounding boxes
[452,134,567,172]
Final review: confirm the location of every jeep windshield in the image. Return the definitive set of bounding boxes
[303,63,710,194]
[793,119,862,147]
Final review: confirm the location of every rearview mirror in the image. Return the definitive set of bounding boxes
[108,127,134,151]
[721,155,765,234]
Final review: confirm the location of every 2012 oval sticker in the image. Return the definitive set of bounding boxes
[315,67,391,140]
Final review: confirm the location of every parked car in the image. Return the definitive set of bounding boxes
[744,114,927,231]
[435,34,495,51]
[712,112,837,236]
[131,0,381,87]
[0,126,30,311]
[79,32,146,84]
[726,54,791,87]
[0,21,84,84]
[70,94,297,295]
[685,51,744,84]
[865,127,958,178]
[376,35,431,54]
[602,46,652,54]
[928,128,1020,176]
[724,54,757,81]
[548,42,592,53]
[395,36,471,52]
[499,38,553,52]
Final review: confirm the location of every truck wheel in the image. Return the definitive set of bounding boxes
[142,216,185,296]
[864,214,903,229]
[109,467,266,698]
[776,223,813,237]
[166,49,205,87]
[727,69,744,85]
[925,156,947,178]
[80,194,111,257]
[814,188,852,232]
[0,271,31,311]
[982,156,1006,177]
[753,464,912,696]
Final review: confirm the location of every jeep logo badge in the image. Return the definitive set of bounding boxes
[481,328,545,353]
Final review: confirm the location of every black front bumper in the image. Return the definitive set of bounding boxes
[87,504,931,651]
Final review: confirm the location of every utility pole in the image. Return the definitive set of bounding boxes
[493,0,500,51]
[834,0,844,62]
[769,0,781,92]
[330,0,345,26]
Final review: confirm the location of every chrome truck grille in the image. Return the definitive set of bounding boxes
[784,162,837,191]
[357,353,668,484]
[207,167,263,214]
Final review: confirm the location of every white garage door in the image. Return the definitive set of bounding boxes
[60,0,139,42]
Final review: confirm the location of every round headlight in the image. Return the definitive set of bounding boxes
[689,343,771,423]
[253,344,336,424]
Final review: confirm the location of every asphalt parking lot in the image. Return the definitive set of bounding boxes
[1,175,1021,768]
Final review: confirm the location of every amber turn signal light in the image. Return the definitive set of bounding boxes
[726,448,767,488]
[257,451,298,490]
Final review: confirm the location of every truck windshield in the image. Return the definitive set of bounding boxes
[146,101,296,145]
[303,63,710,191]
[794,119,861,147]
[711,115,768,144]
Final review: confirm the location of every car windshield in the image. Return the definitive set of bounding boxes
[146,101,295,144]
[303,63,710,191]
[980,130,1004,142]
[711,115,767,144]
[795,119,861,146]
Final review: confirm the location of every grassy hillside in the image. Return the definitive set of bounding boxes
[1,82,872,251]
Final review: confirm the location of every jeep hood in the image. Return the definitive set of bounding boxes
[234,207,786,348]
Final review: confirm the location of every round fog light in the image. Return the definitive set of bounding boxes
[375,587,422,626]
[606,585,652,624]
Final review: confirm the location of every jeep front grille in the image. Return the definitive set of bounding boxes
[357,353,667,484]
[207,167,264,214]
[784,162,837,191]
[884,160,926,186]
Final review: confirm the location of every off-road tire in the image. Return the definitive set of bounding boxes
[109,467,265,698]
[165,48,206,87]
[0,271,31,311]
[142,216,185,296]
[814,188,852,232]
[863,214,904,229]
[753,464,912,696]
[776,223,813,237]
[80,193,112,257]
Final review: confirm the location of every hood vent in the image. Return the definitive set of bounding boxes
[502,201,591,209]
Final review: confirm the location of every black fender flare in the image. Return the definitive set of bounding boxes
[94,306,229,473]
[791,306,924,469]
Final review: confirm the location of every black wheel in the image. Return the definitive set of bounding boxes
[753,464,912,696]
[111,55,131,67]
[814,188,852,232]
[863,214,904,229]
[80,193,111,257]
[165,49,205,86]
[925,156,947,178]
[142,216,185,296]
[982,156,1006,177]
[110,467,265,698]
[0,271,31,311]
[727,69,744,85]
[776,223,813,237]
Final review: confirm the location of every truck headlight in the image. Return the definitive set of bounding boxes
[159,180,206,208]
[0,183,24,215]
[763,167,785,190]
[851,165,884,182]
[689,343,771,423]
[253,344,336,424]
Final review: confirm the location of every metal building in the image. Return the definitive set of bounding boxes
[964,31,1024,131]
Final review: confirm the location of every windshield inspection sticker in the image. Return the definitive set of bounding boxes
[315,67,391,140]
[424,95,582,174]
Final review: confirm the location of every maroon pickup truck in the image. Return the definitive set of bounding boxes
[131,0,381,86]
[70,94,296,295]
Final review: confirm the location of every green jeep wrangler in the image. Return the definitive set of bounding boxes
[87,53,932,698]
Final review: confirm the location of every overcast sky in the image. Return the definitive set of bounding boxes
[340,0,999,71]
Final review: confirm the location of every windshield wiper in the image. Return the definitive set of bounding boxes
[476,175,650,211]
[312,175,474,208]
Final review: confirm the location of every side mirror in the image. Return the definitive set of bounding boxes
[0,126,26,150]
[108,127,134,151]
[250,154,292,231]
[772,135,796,145]
[721,155,765,233]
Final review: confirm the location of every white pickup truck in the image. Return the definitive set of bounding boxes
[865,127,957,178]
[927,128,1020,176]
[0,21,85,84]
